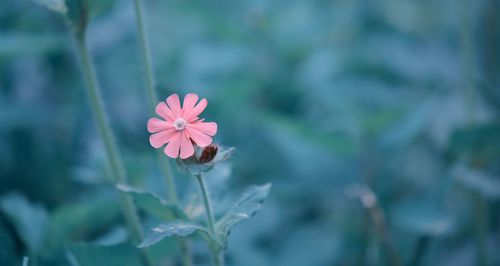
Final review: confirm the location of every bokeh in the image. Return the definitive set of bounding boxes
[1,0,499,265]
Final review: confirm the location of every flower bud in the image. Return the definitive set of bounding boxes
[196,144,218,163]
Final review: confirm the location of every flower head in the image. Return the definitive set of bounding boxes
[147,93,217,159]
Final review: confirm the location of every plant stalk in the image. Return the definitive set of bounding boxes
[195,173,224,266]
[457,0,489,265]
[131,0,179,206]
[74,31,152,266]
[408,236,431,266]
[356,185,401,266]
[131,0,192,265]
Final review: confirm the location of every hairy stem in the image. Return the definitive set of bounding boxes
[132,0,179,202]
[74,32,152,266]
[131,0,192,264]
[356,185,401,266]
[195,174,224,266]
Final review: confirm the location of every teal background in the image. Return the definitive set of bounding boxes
[0,0,499,265]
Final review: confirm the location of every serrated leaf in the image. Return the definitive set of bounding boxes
[453,166,500,200]
[116,184,187,221]
[68,243,142,266]
[31,0,67,14]
[216,183,271,243]
[0,193,48,252]
[138,221,208,248]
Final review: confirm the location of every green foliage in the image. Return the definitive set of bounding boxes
[116,184,187,220]
[453,166,500,200]
[1,0,499,265]
[138,221,209,248]
[44,195,121,252]
[30,0,67,14]
[0,193,48,252]
[216,184,271,244]
[69,243,142,266]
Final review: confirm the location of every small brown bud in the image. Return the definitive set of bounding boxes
[198,144,218,163]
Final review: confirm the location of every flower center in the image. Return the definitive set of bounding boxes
[173,118,187,130]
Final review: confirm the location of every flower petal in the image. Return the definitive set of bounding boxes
[166,94,182,118]
[179,131,195,159]
[187,121,217,136]
[149,128,176,148]
[186,127,212,147]
[147,118,172,133]
[185,98,207,122]
[182,93,199,117]
[164,131,182,158]
[155,102,176,122]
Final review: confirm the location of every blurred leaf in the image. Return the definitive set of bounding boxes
[44,195,121,252]
[0,193,48,252]
[391,198,454,236]
[87,0,116,18]
[259,112,355,155]
[448,123,500,164]
[453,166,500,200]
[0,223,16,266]
[93,226,127,246]
[116,184,187,220]
[138,221,208,248]
[30,0,67,14]
[274,225,340,266]
[68,243,142,266]
[22,257,29,266]
[216,183,271,244]
[379,99,435,148]
[0,34,64,58]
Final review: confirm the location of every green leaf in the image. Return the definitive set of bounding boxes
[44,195,121,252]
[391,198,454,236]
[0,193,48,252]
[0,223,17,266]
[116,184,187,220]
[258,111,355,155]
[216,183,271,244]
[448,123,500,164]
[453,166,500,200]
[30,0,68,14]
[138,221,208,248]
[68,243,142,266]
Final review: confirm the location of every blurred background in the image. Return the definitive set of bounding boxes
[1,0,499,265]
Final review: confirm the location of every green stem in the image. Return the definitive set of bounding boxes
[132,0,179,204]
[74,32,152,266]
[408,236,431,266]
[131,1,192,265]
[180,240,193,266]
[195,174,224,266]
[473,193,488,266]
[132,0,157,112]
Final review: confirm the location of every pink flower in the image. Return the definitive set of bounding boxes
[147,93,217,159]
